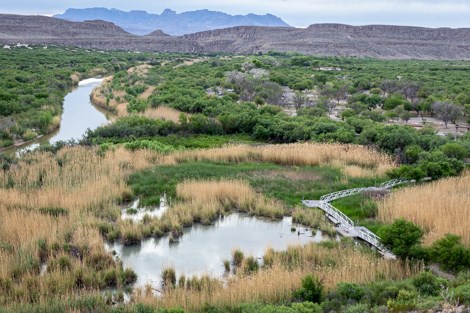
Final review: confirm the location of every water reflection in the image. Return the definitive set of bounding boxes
[106,213,326,288]
[4,78,112,154]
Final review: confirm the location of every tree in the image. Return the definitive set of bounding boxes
[379,219,424,260]
[432,101,462,128]
[380,79,400,94]
[400,111,412,124]
[293,90,309,110]
[401,81,421,104]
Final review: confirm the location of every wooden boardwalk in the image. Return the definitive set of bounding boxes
[302,179,408,259]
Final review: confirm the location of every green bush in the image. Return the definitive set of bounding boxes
[379,219,424,260]
[294,274,324,303]
[412,271,447,296]
[430,234,470,272]
[387,289,418,312]
[453,284,470,305]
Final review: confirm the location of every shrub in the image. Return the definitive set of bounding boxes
[453,284,470,305]
[430,234,470,272]
[291,302,322,313]
[387,289,417,312]
[342,303,370,313]
[243,256,259,274]
[379,219,424,260]
[121,268,138,286]
[39,207,69,217]
[103,269,118,287]
[223,259,230,272]
[294,274,324,303]
[412,271,447,296]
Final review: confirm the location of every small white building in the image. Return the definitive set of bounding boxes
[3,45,11,49]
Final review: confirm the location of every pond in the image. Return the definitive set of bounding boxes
[106,213,326,288]
[6,78,112,154]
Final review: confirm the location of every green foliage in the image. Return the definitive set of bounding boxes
[0,46,147,146]
[293,274,324,303]
[453,284,470,305]
[379,219,424,260]
[439,142,468,160]
[430,234,470,272]
[387,289,418,312]
[412,271,447,296]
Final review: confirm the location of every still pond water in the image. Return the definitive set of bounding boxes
[106,212,325,288]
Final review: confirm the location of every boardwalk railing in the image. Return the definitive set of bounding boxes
[319,202,355,228]
[303,179,409,258]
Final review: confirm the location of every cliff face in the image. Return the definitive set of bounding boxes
[1,14,470,60]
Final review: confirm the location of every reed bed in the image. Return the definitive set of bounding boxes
[135,244,421,312]
[168,143,395,178]
[140,106,185,124]
[0,146,160,305]
[0,142,395,306]
[115,179,286,238]
[379,171,470,245]
[173,179,285,219]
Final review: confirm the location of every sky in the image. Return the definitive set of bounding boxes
[1,0,470,28]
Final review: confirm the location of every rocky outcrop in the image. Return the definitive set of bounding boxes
[1,14,470,60]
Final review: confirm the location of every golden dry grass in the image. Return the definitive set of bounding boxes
[0,146,161,303]
[378,172,470,245]
[169,143,395,178]
[135,244,421,312]
[141,106,185,124]
[173,179,285,220]
[0,142,396,306]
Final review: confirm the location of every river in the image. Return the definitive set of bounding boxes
[2,78,111,154]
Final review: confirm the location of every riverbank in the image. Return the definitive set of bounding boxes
[1,77,109,154]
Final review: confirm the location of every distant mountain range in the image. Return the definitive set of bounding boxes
[54,8,291,36]
[1,14,470,60]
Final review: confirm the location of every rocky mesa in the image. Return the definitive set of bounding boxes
[1,14,470,60]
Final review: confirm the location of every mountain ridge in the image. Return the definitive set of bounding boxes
[54,7,291,36]
[1,14,470,60]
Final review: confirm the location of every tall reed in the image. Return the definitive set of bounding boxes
[379,171,470,245]
[134,243,421,312]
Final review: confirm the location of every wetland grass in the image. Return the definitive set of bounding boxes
[135,243,421,312]
[379,171,470,245]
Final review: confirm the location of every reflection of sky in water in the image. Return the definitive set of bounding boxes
[50,79,108,143]
[106,213,325,288]
[121,198,168,222]
[12,78,110,155]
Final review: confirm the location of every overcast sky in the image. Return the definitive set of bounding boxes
[1,0,469,28]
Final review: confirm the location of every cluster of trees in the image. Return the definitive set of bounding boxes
[86,54,470,181]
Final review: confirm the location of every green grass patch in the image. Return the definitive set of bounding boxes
[129,161,389,208]
[332,194,386,234]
